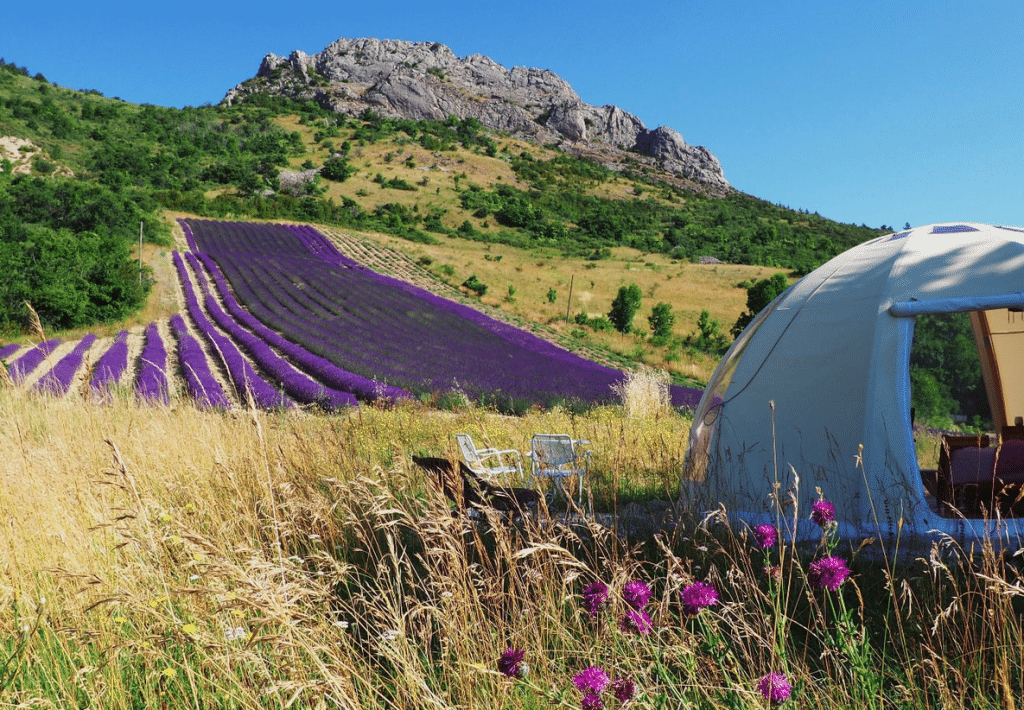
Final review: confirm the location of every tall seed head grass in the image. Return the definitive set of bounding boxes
[612,368,671,419]
[6,386,1024,709]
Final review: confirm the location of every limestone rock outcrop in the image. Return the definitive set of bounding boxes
[224,38,729,193]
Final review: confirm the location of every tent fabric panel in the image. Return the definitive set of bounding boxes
[980,308,1024,429]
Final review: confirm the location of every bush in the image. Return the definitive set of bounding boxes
[688,309,730,355]
[320,157,355,182]
[461,274,487,296]
[574,312,614,332]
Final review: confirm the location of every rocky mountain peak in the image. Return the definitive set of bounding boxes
[224,38,729,194]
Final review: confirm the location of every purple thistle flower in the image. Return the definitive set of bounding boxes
[622,579,652,610]
[573,665,610,694]
[612,676,636,703]
[754,524,778,550]
[581,690,604,710]
[497,647,527,679]
[679,580,719,616]
[758,672,792,705]
[811,500,836,527]
[582,580,609,617]
[807,555,850,591]
[619,608,652,635]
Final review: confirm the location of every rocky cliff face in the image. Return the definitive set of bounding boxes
[223,38,729,194]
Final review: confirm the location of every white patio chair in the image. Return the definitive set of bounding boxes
[454,433,524,484]
[527,433,592,507]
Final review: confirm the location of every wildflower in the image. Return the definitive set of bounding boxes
[612,676,636,703]
[754,524,778,550]
[582,580,610,617]
[807,555,851,591]
[811,500,836,527]
[498,647,528,679]
[619,608,653,635]
[573,665,610,694]
[764,565,781,582]
[622,579,652,609]
[224,625,247,641]
[679,580,719,616]
[758,671,792,705]
[582,690,604,710]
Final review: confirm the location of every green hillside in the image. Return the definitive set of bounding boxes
[0,58,911,394]
[0,60,887,331]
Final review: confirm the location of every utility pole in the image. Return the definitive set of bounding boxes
[139,221,143,288]
[565,274,574,325]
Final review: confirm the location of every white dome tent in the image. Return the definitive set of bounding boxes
[682,222,1024,549]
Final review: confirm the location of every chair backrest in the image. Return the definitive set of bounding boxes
[531,434,576,468]
[455,433,482,465]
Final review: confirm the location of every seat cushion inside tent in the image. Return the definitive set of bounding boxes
[949,440,1024,484]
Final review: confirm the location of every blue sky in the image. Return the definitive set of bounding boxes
[3,1,1023,230]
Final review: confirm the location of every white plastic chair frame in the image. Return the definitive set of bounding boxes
[527,433,591,506]
[454,433,524,484]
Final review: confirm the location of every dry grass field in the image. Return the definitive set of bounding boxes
[2,383,1021,709]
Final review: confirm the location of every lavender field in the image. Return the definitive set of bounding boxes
[1,219,702,413]
[183,218,702,411]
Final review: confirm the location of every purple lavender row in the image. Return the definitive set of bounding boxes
[90,330,129,393]
[173,252,295,411]
[168,313,231,410]
[7,338,61,383]
[35,334,97,396]
[190,251,377,405]
[0,343,21,360]
[179,218,199,252]
[136,322,169,404]
[286,224,363,269]
[187,254,356,409]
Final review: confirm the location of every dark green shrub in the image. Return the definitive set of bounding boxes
[462,274,487,296]
[320,157,355,182]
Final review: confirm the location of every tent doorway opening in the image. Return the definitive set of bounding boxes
[912,310,1024,518]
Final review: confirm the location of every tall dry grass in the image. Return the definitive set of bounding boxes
[2,387,1024,708]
